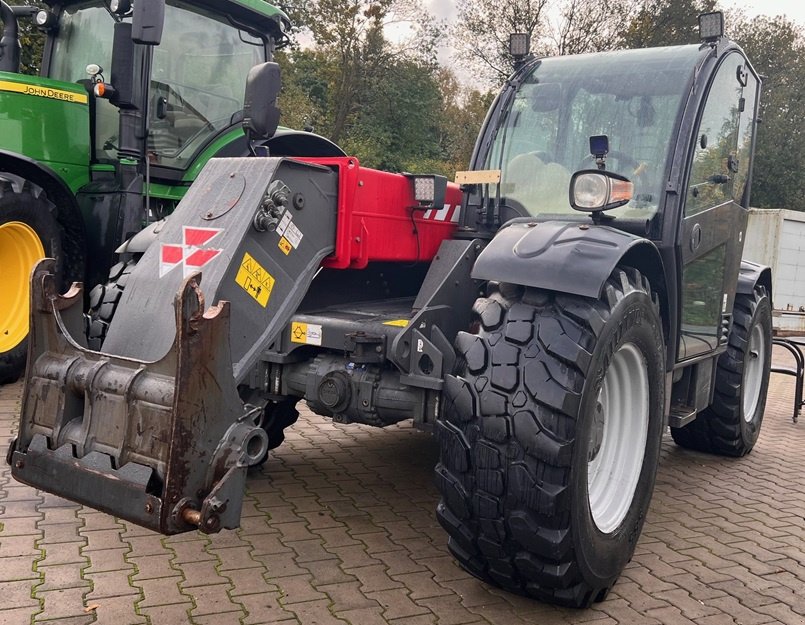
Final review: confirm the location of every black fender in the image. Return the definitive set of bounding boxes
[472,220,665,299]
[265,129,347,157]
[207,128,347,160]
[472,219,672,351]
[0,150,86,278]
[737,259,773,306]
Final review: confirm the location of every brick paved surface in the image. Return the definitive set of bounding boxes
[1,346,803,625]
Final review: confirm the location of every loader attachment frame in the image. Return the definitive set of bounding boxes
[10,259,267,534]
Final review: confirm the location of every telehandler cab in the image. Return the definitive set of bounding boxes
[9,10,772,609]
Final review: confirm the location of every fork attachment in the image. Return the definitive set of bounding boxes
[10,260,266,534]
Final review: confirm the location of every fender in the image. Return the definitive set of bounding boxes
[737,259,773,304]
[472,219,664,300]
[265,129,347,158]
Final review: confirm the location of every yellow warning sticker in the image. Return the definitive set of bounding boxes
[0,80,88,104]
[291,321,323,345]
[382,319,409,327]
[235,252,274,307]
[278,237,292,255]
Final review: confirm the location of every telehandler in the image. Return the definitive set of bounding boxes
[9,8,772,608]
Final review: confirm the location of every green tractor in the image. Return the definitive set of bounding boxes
[0,0,342,383]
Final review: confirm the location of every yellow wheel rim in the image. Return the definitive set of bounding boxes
[0,221,46,352]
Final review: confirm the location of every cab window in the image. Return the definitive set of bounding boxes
[147,2,265,169]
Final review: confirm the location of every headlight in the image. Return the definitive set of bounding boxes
[573,173,610,210]
[569,171,633,213]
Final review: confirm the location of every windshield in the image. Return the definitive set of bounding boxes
[49,1,265,168]
[486,45,706,224]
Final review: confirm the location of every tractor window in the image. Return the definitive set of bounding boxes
[486,46,704,226]
[685,53,747,215]
[48,4,117,159]
[49,5,114,83]
[147,1,265,169]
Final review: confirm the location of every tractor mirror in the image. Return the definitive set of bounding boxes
[132,0,165,45]
[243,62,281,142]
[569,170,633,212]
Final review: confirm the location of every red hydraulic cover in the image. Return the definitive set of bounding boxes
[298,157,463,269]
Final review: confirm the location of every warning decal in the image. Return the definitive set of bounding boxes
[278,237,292,255]
[291,322,323,346]
[235,252,275,307]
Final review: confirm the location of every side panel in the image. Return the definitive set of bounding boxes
[0,73,90,192]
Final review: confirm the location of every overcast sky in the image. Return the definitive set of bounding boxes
[424,0,805,25]
[420,0,805,84]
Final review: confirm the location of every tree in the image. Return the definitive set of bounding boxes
[620,0,716,48]
[5,0,45,75]
[451,0,631,86]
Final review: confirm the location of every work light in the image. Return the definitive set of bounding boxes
[699,12,724,42]
[509,33,531,59]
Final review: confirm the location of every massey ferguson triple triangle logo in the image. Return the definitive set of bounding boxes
[160,226,224,278]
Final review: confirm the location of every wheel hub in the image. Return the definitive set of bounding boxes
[742,321,767,421]
[0,221,45,352]
[587,342,650,534]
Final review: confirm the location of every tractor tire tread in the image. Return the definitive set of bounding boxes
[436,269,659,608]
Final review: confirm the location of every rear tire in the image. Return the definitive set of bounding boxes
[671,286,772,456]
[0,175,63,384]
[436,268,666,608]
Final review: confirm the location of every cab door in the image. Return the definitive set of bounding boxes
[678,52,760,360]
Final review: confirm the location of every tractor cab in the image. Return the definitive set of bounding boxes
[38,0,287,174]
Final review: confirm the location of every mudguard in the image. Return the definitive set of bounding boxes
[737,259,773,303]
[471,220,662,299]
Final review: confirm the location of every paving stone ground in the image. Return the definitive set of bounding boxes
[1,346,803,625]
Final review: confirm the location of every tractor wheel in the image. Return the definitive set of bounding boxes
[436,268,666,608]
[86,259,138,351]
[0,175,63,384]
[671,286,771,456]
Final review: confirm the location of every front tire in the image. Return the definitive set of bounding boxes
[0,175,63,384]
[671,286,772,456]
[436,268,666,608]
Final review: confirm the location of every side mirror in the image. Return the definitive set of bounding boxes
[132,0,165,45]
[109,21,136,108]
[569,170,633,213]
[243,62,281,143]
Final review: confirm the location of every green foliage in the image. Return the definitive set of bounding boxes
[278,0,490,177]
[11,0,45,75]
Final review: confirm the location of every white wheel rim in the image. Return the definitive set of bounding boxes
[743,322,766,421]
[587,342,649,534]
